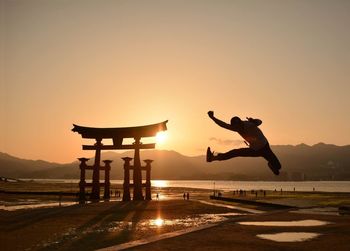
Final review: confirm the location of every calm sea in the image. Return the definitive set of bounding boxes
[148,180,350,193]
[33,179,350,193]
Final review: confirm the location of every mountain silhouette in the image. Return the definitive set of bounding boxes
[0,143,349,181]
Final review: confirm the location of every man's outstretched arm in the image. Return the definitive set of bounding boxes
[208,111,233,130]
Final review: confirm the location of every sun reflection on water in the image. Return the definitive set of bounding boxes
[151,218,164,227]
[152,180,168,188]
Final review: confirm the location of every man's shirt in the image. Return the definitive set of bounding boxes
[238,121,268,150]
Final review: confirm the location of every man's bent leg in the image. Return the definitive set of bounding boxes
[214,148,259,161]
[262,146,281,175]
[264,151,281,170]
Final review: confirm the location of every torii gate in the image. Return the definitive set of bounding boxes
[72,120,168,201]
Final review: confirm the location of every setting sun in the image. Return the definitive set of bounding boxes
[156,131,168,144]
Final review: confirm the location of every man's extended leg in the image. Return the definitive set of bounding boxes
[208,147,260,162]
[261,145,281,175]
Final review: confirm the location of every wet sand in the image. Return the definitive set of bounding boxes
[1,181,350,250]
[129,210,350,251]
[0,199,241,251]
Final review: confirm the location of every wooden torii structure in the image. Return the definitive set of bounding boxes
[72,120,168,201]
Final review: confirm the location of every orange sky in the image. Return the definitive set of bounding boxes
[1,0,349,163]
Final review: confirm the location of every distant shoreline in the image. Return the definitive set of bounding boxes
[2,179,350,193]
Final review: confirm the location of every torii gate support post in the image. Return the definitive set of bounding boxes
[144,159,153,200]
[91,138,102,200]
[78,157,89,201]
[122,157,132,201]
[133,137,143,200]
[103,160,112,199]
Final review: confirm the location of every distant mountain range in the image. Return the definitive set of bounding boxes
[1,143,350,181]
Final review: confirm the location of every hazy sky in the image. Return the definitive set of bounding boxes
[1,0,349,163]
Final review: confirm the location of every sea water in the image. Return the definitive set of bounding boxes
[25,179,350,192]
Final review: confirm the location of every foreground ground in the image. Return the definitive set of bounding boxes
[129,210,350,251]
[1,181,350,250]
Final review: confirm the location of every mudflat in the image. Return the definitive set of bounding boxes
[0,199,238,250]
[1,181,350,251]
[130,210,350,251]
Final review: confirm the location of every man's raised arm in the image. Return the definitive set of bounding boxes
[208,111,233,130]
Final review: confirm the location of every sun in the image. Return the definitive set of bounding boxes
[155,131,168,144]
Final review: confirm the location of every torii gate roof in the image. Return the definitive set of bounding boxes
[72,120,168,139]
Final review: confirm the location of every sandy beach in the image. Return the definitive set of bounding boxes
[1,181,350,251]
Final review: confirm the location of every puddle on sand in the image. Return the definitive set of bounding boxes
[257,232,320,242]
[144,213,242,229]
[238,219,329,227]
[107,212,243,232]
[198,200,263,214]
[0,198,124,211]
[0,201,77,211]
[292,207,340,216]
[39,212,243,249]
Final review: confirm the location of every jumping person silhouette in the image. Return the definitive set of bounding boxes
[206,111,281,175]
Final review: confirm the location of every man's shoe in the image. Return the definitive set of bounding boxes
[268,162,280,176]
[206,147,213,162]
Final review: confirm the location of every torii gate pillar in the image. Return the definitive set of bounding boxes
[144,159,153,200]
[133,137,143,200]
[122,157,132,201]
[91,138,102,200]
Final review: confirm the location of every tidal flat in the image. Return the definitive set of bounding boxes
[1,180,350,251]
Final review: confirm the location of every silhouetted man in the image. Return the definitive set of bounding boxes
[206,111,281,175]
